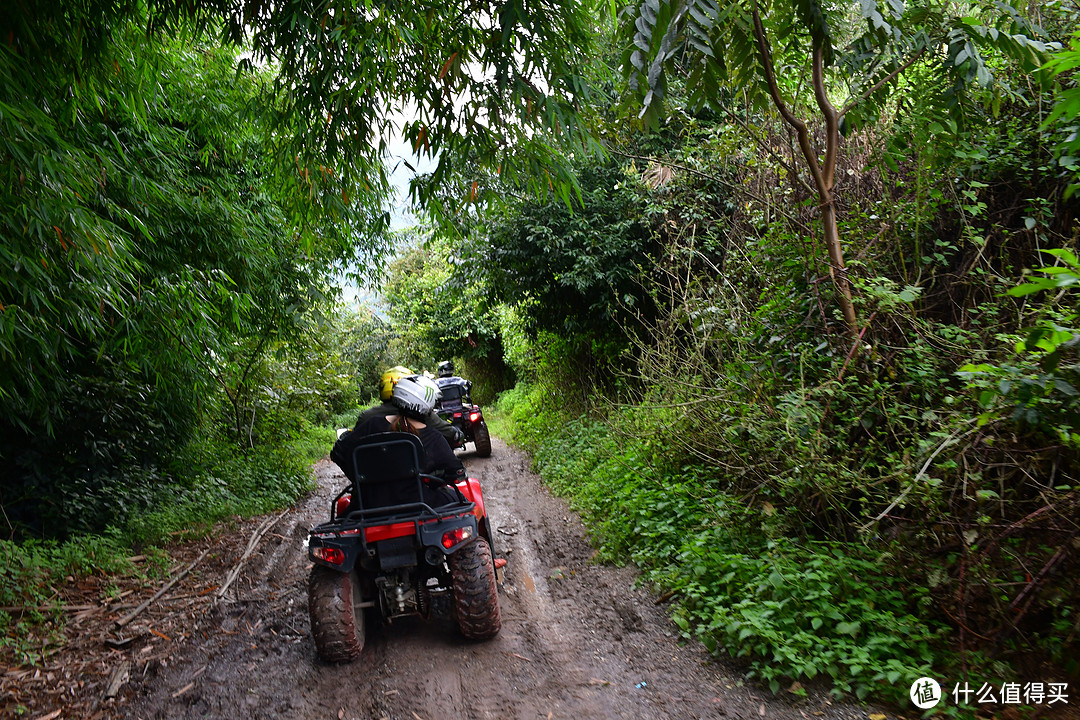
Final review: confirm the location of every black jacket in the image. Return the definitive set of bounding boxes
[351,413,465,482]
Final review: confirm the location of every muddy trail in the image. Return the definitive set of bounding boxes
[9,437,895,720]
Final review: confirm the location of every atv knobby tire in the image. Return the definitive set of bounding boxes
[308,565,365,662]
[449,537,501,640]
[473,421,492,457]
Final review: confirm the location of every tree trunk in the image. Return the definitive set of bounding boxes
[751,6,859,337]
[812,49,858,335]
[820,197,858,332]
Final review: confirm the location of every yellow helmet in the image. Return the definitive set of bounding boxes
[380,366,414,401]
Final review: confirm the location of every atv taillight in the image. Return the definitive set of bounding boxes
[469,411,481,422]
[441,526,473,549]
[336,494,351,516]
[453,412,463,418]
[313,547,345,565]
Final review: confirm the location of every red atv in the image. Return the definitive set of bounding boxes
[306,431,501,662]
[435,376,492,457]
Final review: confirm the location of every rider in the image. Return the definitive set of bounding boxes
[437,360,469,385]
[434,360,473,409]
[351,374,465,503]
[354,365,463,446]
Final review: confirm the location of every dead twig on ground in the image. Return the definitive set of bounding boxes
[115,548,210,629]
[214,511,289,605]
[103,661,131,699]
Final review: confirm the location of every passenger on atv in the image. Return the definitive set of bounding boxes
[353,365,464,447]
[347,373,464,508]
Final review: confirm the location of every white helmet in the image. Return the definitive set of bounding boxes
[391,374,441,417]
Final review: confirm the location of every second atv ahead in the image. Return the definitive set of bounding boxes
[435,375,492,458]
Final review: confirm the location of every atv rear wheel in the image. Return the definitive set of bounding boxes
[449,537,501,640]
[308,565,365,662]
[473,421,492,457]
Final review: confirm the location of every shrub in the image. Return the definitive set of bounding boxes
[498,387,949,704]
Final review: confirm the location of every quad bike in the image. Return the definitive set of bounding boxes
[306,431,501,662]
[435,377,492,457]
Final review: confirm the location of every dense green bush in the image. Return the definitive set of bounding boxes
[476,159,658,341]
[0,25,372,543]
[499,398,947,703]
[666,539,942,702]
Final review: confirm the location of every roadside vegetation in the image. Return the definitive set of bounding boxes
[388,3,1080,710]
[4,0,1080,715]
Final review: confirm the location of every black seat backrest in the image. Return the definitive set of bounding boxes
[437,384,464,409]
[348,432,427,513]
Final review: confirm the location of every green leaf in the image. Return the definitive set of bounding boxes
[1054,379,1079,397]
[897,285,922,303]
[1008,278,1058,296]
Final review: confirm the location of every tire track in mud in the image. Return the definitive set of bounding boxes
[122,436,888,720]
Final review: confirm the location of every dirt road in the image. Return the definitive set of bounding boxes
[14,437,889,719]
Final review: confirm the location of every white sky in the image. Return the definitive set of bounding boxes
[384,131,438,231]
[337,125,437,308]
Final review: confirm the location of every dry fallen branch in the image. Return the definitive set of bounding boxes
[172,681,195,698]
[214,510,289,604]
[115,548,210,629]
[0,603,96,613]
[103,661,131,699]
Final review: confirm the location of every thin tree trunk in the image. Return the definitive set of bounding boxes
[751,4,858,337]
[819,196,857,332]
[812,48,858,334]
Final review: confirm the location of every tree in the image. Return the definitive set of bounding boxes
[477,158,656,342]
[4,0,603,230]
[0,0,606,538]
[0,22,355,537]
[201,0,602,222]
[1041,29,1080,197]
[382,229,504,365]
[619,0,1057,336]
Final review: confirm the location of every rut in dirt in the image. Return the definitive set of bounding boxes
[120,436,885,720]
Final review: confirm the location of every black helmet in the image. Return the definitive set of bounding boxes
[436,360,454,378]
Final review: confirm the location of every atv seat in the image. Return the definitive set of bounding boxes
[338,431,469,524]
[435,377,471,411]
